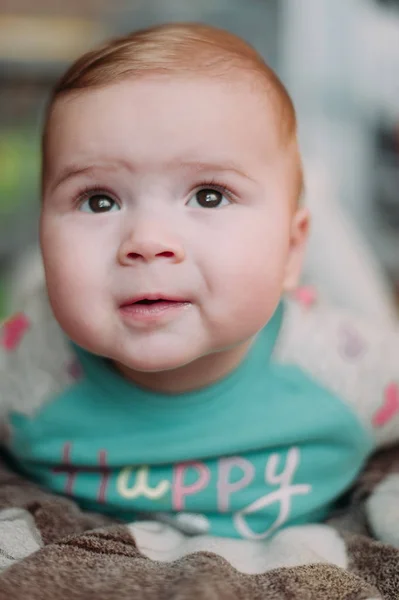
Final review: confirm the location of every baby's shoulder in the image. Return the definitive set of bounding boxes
[0,285,75,420]
[274,288,399,447]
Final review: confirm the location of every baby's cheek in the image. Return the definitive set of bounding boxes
[210,264,281,342]
[227,251,284,323]
[44,260,100,344]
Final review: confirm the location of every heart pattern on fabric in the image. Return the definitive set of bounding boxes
[67,359,84,381]
[339,324,367,360]
[0,313,31,352]
[293,287,317,308]
[373,383,399,428]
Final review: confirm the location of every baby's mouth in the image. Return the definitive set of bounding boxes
[131,298,180,309]
[134,298,173,305]
[119,296,191,319]
[122,297,188,307]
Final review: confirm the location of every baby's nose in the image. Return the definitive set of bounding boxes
[118,227,185,265]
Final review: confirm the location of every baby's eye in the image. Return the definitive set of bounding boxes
[186,188,231,209]
[79,193,120,213]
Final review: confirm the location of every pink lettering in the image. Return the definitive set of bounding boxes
[52,442,77,495]
[217,457,255,512]
[97,449,111,504]
[172,462,210,511]
[53,443,111,503]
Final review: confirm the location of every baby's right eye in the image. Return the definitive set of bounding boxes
[79,193,121,213]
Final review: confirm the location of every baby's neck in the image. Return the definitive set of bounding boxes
[115,339,253,395]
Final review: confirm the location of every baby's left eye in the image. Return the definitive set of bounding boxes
[186,188,231,209]
[79,193,121,214]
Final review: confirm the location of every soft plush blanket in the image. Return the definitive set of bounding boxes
[0,447,399,599]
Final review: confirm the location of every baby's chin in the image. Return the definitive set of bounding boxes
[111,353,207,394]
[112,346,204,375]
[62,318,203,367]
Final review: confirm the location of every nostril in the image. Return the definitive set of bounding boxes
[125,250,175,261]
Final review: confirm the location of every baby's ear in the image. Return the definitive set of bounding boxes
[283,206,310,292]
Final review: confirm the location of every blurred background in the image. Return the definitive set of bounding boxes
[1,0,399,320]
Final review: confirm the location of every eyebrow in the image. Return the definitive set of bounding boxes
[49,158,255,192]
[48,164,123,193]
[180,160,255,184]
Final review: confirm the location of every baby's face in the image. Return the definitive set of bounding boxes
[41,76,308,385]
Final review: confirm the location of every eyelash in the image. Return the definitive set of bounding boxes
[74,184,118,209]
[192,180,236,202]
[73,179,236,208]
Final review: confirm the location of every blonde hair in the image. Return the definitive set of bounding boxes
[42,22,303,197]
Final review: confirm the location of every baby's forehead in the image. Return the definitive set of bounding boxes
[42,23,300,199]
[49,70,292,146]
[50,83,281,172]
[43,76,299,204]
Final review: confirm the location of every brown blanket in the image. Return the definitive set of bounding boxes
[0,448,398,600]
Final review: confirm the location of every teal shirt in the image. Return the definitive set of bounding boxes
[8,303,373,539]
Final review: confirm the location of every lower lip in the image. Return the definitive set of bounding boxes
[119,301,191,323]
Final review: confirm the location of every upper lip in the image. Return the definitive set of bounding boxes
[120,294,190,306]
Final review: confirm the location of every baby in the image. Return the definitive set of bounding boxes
[1,23,399,541]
